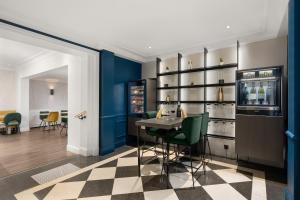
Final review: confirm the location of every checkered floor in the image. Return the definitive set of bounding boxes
[15,148,267,200]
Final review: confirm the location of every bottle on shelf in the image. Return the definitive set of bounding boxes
[217,87,224,102]
[249,82,257,104]
[188,60,193,69]
[176,103,182,118]
[241,82,249,104]
[258,82,265,104]
[266,81,273,105]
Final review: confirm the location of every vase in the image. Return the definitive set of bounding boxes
[217,87,224,102]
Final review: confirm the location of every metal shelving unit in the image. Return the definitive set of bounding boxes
[156,42,239,141]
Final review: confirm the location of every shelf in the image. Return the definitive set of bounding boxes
[179,82,235,89]
[179,67,205,74]
[157,71,178,76]
[179,84,205,89]
[180,101,205,104]
[157,101,178,104]
[205,82,236,87]
[210,117,236,121]
[206,101,236,104]
[157,86,179,90]
[205,63,238,71]
[206,134,235,140]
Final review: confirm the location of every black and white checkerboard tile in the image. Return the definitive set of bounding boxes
[15,148,267,200]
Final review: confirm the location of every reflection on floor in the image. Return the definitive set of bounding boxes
[0,127,73,178]
[10,147,286,200]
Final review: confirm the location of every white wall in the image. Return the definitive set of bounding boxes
[0,69,17,110]
[142,37,287,76]
[29,79,68,127]
[30,80,67,110]
[16,51,99,156]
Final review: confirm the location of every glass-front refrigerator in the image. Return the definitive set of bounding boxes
[236,66,282,116]
[128,80,146,116]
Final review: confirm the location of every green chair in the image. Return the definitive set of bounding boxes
[60,110,68,136]
[201,112,212,160]
[163,115,204,187]
[39,111,49,128]
[3,112,22,134]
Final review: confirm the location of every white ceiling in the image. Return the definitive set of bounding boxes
[31,66,68,83]
[0,0,288,62]
[0,37,50,70]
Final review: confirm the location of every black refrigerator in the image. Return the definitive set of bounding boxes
[127,79,156,142]
[235,66,286,168]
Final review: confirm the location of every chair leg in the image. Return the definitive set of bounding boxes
[166,142,170,180]
[60,126,64,135]
[190,146,195,188]
[206,136,212,160]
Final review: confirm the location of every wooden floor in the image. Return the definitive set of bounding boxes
[0,128,75,178]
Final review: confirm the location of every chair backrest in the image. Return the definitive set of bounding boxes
[144,111,157,119]
[182,115,203,145]
[4,112,22,125]
[201,112,209,135]
[61,110,68,117]
[47,112,59,122]
[40,111,49,120]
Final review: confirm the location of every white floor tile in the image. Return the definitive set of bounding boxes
[141,164,164,176]
[44,181,86,200]
[169,172,201,188]
[31,163,80,184]
[88,167,116,181]
[117,157,138,167]
[112,177,143,195]
[144,189,179,200]
[213,169,251,183]
[203,184,247,200]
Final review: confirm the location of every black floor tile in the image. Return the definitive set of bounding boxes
[33,185,55,200]
[142,175,172,191]
[78,179,114,198]
[111,192,145,200]
[230,181,252,200]
[63,170,92,182]
[167,162,189,174]
[195,171,226,186]
[141,156,160,165]
[206,162,230,170]
[115,166,139,178]
[175,187,213,200]
[97,159,118,168]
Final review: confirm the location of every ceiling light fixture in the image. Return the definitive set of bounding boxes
[226,25,231,29]
[148,46,152,49]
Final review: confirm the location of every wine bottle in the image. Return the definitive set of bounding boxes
[258,83,265,104]
[176,104,181,118]
[249,82,257,104]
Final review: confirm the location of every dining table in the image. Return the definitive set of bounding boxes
[135,116,183,177]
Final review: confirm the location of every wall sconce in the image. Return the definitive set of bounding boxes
[50,89,54,95]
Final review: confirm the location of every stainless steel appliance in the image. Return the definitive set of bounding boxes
[235,66,285,168]
[236,66,282,116]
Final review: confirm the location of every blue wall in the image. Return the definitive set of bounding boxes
[100,51,141,155]
[286,1,300,200]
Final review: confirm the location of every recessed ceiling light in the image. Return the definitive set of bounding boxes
[148,46,152,49]
[226,25,231,29]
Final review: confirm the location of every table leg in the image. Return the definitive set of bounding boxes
[137,126,141,177]
[166,142,170,186]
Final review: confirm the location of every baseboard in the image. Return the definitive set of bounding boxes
[20,127,30,132]
[67,145,91,156]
